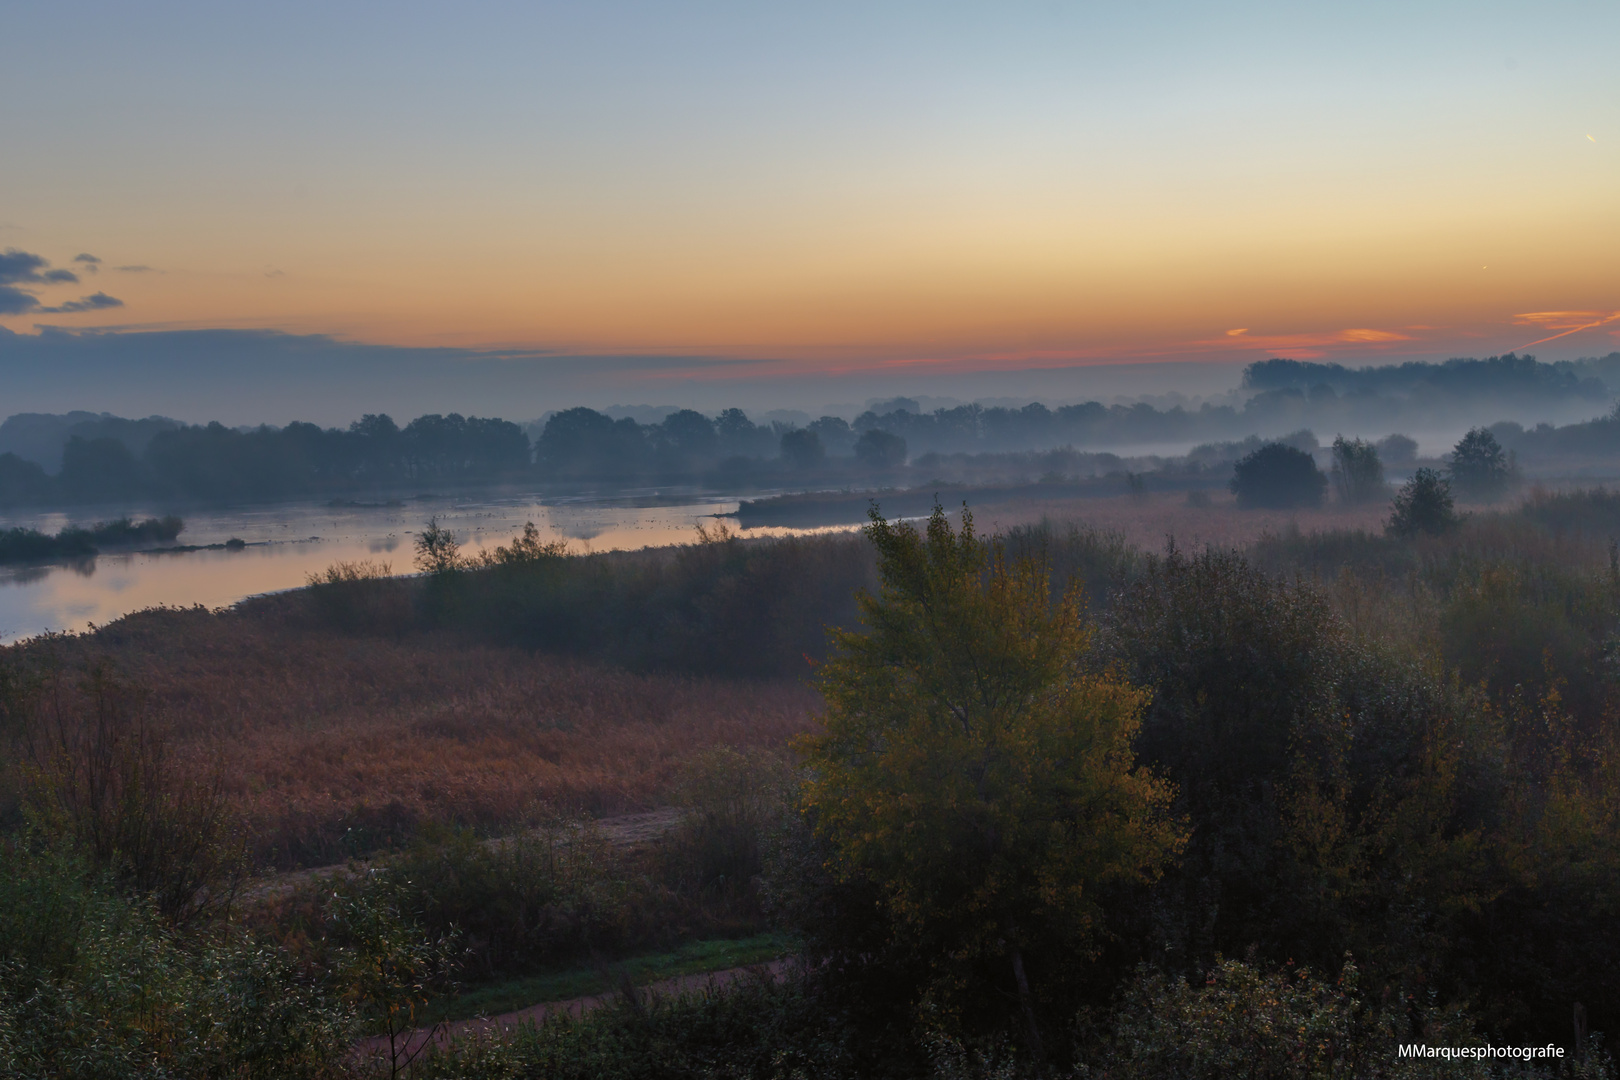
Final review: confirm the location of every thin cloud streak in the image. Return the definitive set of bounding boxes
[1515,311,1620,350]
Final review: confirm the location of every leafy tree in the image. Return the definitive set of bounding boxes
[1329,436,1384,503]
[853,428,907,469]
[1448,427,1511,502]
[1229,443,1326,508]
[1387,467,1459,537]
[1102,549,1348,969]
[779,427,825,468]
[800,505,1182,1052]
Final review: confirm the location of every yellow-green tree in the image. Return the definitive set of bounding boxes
[799,505,1183,1053]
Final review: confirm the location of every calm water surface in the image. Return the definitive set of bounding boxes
[0,491,852,644]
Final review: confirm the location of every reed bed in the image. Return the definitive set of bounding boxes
[9,607,817,868]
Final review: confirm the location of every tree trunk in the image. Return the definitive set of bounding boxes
[1011,947,1045,1063]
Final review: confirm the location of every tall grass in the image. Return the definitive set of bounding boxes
[3,610,817,868]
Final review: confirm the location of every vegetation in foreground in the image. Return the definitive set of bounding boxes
[4,486,1620,1075]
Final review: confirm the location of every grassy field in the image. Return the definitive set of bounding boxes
[421,932,796,1024]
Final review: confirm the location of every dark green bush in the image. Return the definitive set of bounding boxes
[1230,443,1327,509]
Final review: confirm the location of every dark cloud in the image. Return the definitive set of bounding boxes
[0,286,40,315]
[0,248,79,291]
[116,265,157,273]
[72,254,101,264]
[38,292,124,314]
[0,248,52,285]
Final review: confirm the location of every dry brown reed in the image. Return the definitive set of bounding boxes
[9,607,818,868]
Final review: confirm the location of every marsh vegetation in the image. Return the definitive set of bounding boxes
[3,482,1620,1076]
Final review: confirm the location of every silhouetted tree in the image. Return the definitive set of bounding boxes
[0,452,51,505]
[779,428,825,468]
[1387,467,1459,537]
[1329,436,1384,504]
[642,409,715,474]
[808,416,857,455]
[1375,432,1418,466]
[59,436,144,502]
[537,407,648,480]
[854,429,907,469]
[1448,427,1511,502]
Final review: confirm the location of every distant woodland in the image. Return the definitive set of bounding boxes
[3,352,1620,506]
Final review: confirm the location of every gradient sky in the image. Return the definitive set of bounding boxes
[3,0,1618,387]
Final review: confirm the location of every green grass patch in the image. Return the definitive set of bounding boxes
[423,932,796,1025]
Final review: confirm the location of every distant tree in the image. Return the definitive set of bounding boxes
[348,413,404,481]
[655,410,719,457]
[0,452,51,505]
[853,429,907,470]
[1387,467,1459,537]
[1329,436,1385,504]
[537,407,648,479]
[808,416,857,455]
[59,436,144,502]
[1447,427,1511,502]
[1375,433,1418,467]
[1229,443,1326,509]
[801,505,1182,1053]
[779,428,825,469]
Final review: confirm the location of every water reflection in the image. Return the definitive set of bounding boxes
[0,491,856,643]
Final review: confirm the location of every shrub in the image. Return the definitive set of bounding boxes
[0,842,354,1079]
[304,559,412,633]
[663,747,795,912]
[1230,443,1327,508]
[1094,957,1611,1080]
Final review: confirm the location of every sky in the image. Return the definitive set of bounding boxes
[2,1,1618,419]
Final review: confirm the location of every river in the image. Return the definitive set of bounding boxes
[0,490,853,644]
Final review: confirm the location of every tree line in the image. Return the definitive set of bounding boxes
[3,360,1619,507]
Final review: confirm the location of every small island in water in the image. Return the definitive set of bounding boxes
[0,516,185,565]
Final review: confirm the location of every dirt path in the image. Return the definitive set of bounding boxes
[244,808,684,903]
[356,958,796,1065]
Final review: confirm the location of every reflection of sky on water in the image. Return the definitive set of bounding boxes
[0,492,857,644]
